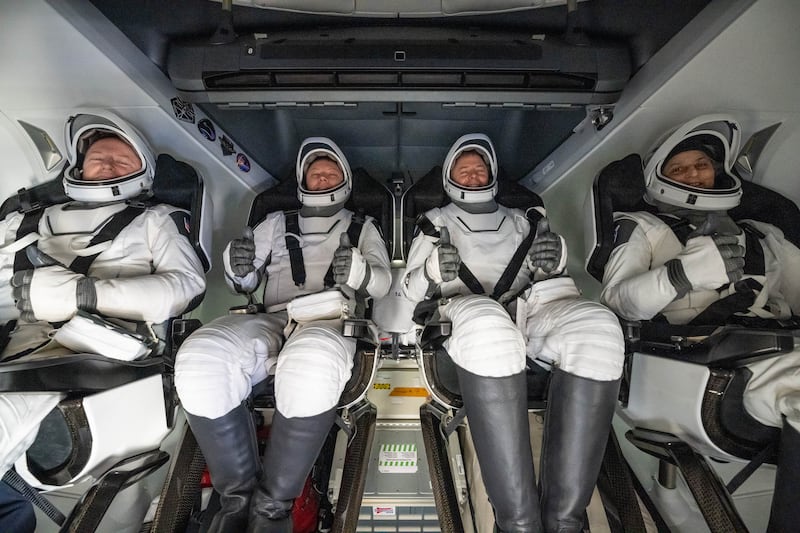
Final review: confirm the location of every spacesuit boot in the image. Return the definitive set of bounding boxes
[457,367,543,532]
[539,369,620,533]
[246,408,337,533]
[767,420,800,533]
[186,402,259,533]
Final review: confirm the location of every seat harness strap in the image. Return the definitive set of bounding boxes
[284,210,306,287]
[416,210,540,300]
[284,210,365,288]
[69,205,146,275]
[12,209,46,272]
[2,468,66,526]
[12,204,148,275]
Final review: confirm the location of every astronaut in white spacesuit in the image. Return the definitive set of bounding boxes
[600,115,800,532]
[175,137,391,533]
[0,112,207,502]
[403,134,624,533]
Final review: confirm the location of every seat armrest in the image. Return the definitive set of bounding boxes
[420,320,452,349]
[0,354,164,394]
[628,320,796,368]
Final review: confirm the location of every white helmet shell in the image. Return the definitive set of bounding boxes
[295,137,352,208]
[442,133,499,204]
[63,112,156,202]
[644,114,742,211]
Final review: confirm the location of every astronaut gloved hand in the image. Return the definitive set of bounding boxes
[425,226,460,283]
[333,232,370,289]
[11,264,92,323]
[527,218,568,278]
[228,227,256,277]
[665,233,745,298]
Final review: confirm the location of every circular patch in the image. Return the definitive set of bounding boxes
[197,119,216,141]
[236,153,251,172]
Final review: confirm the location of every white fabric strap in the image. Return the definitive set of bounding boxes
[0,233,40,254]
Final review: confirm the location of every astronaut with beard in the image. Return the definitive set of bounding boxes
[175,137,391,533]
[403,133,625,532]
[0,112,207,530]
[601,115,800,532]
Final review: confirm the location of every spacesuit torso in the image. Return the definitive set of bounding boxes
[224,208,390,307]
[602,211,800,324]
[0,200,206,355]
[405,203,537,301]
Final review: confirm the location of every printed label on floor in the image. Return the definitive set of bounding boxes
[389,386,429,397]
[373,505,396,517]
[378,443,418,473]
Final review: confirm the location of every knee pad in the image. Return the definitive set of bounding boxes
[275,325,355,418]
[743,352,800,430]
[527,299,624,381]
[175,314,283,419]
[443,296,526,377]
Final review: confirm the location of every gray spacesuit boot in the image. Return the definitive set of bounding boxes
[246,408,337,533]
[185,402,260,533]
[457,367,543,532]
[767,420,800,533]
[539,369,620,533]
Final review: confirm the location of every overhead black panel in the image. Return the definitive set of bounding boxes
[168,26,630,105]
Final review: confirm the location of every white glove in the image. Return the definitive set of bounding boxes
[527,218,567,277]
[425,226,460,284]
[12,264,87,322]
[332,232,369,289]
[666,234,744,296]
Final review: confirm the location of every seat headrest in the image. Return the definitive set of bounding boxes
[403,165,544,255]
[585,154,647,282]
[248,167,389,228]
[151,154,200,211]
[730,180,800,248]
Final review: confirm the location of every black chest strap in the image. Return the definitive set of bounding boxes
[491,208,542,300]
[13,209,46,272]
[12,204,148,276]
[740,222,766,276]
[284,210,306,287]
[284,211,366,289]
[69,205,147,275]
[416,210,541,300]
[656,213,694,245]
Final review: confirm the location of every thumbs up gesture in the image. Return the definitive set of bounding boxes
[333,231,371,289]
[528,218,567,276]
[425,226,461,283]
[229,226,256,277]
[332,232,355,286]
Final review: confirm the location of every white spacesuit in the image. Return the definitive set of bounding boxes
[600,114,800,532]
[403,134,624,533]
[0,112,206,481]
[174,137,391,533]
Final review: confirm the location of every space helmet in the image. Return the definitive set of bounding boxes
[63,112,155,202]
[442,133,499,204]
[295,137,352,208]
[644,114,742,211]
